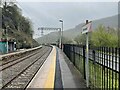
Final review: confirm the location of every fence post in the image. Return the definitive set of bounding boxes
[83,45,86,79]
[63,44,65,52]
[73,45,75,65]
[118,48,120,89]
[92,49,96,87]
[93,50,95,64]
[68,45,71,60]
[68,45,70,59]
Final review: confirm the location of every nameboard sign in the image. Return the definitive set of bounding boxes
[82,21,92,34]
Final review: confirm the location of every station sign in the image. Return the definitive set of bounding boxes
[82,21,92,34]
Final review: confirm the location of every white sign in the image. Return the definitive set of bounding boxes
[82,22,92,34]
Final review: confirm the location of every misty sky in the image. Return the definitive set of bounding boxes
[16,0,118,38]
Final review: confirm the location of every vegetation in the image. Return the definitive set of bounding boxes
[68,50,119,89]
[62,36,73,44]
[74,34,86,45]
[91,25,118,47]
[1,1,39,49]
[74,25,118,47]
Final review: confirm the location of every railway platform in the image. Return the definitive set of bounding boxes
[0,46,42,60]
[0,45,87,89]
[27,46,86,89]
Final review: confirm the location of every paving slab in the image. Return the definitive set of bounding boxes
[57,47,87,89]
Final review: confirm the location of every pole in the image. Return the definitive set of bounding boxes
[82,20,91,88]
[59,20,63,49]
[4,2,8,53]
[6,28,8,53]
[41,28,43,45]
[59,28,62,48]
[62,21,63,50]
[86,33,89,87]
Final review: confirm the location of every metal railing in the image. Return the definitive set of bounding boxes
[63,44,119,89]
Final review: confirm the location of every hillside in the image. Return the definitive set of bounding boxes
[1,2,39,48]
[36,15,118,44]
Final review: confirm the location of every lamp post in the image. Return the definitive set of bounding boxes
[59,20,63,49]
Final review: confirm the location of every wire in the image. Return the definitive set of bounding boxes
[16,1,58,37]
[16,1,42,37]
[16,1,40,27]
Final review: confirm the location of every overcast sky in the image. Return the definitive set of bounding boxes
[16,0,118,38]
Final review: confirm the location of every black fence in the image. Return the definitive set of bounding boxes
[63,44,119,89]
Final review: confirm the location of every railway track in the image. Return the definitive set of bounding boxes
[0,47,42,71]
[0,47,42,66]
[1,46,52,89]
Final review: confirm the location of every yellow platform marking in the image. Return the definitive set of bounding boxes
[44,47,56,88]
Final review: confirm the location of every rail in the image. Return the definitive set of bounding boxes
[0,46,42,60]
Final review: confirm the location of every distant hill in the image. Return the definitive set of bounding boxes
[36,15,118,44]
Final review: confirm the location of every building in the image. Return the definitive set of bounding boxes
[0,40,7,54]
[0,39,16,54]
[0,29,16,54]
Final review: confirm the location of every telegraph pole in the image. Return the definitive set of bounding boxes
[4,1,9,53]
[5,26,9,53]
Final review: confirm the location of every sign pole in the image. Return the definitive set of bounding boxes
[86,32,89,87]
[82,20,92,88]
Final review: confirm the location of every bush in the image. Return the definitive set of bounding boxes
[91,25,118,47]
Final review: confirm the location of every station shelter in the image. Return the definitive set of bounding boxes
[0,39,16,54]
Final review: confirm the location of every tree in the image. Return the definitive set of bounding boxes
[2,2,37,49]
[74,34,86,45]
[91,25,118,47]
[62,36,73,44]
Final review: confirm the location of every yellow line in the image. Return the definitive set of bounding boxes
[44,47,56,88]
